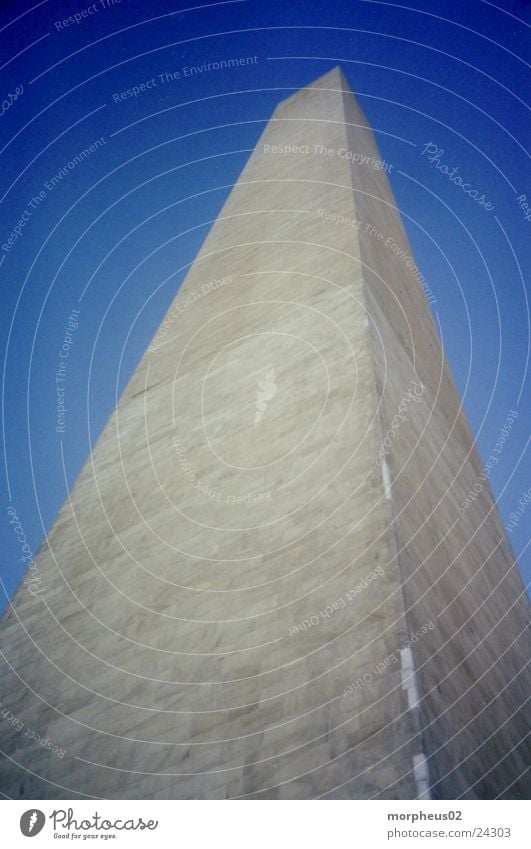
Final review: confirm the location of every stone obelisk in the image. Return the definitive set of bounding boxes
[1,68,529,800]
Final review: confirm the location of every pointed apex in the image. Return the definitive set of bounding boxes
[274,66,354,116]
[305,66,352,95]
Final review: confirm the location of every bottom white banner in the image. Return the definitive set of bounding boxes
[0,799,528,848]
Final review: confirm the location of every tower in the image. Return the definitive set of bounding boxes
[1,67,529,800]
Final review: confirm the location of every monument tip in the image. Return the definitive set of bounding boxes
[305,65,352,94]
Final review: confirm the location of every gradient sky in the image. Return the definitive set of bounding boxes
[1,0,529,611]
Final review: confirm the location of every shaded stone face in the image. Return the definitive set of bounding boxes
[0,67,529,801]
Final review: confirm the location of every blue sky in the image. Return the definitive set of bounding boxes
[1,0,529,610]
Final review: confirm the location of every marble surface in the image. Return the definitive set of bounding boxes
[0,67,528,800]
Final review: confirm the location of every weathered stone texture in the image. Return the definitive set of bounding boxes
[0,67,528,800]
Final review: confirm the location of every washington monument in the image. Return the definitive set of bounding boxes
[1,68,529,800]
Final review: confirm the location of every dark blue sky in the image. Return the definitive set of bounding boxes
[1,0,529,610]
